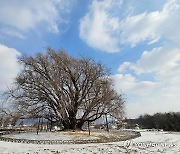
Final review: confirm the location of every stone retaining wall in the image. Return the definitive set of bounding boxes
[0,130,141,144]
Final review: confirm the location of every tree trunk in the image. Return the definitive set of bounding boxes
[62,111,78,130]
[76,121,84,130]
[62,119,84,130]
[62,119,76,130]
[62,120,71,130]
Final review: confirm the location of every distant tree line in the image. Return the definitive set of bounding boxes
[138,112,180,131]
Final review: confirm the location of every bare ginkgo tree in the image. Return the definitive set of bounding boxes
[8,48,124,130]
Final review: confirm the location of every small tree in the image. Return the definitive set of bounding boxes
[3,116,11,128]
[0,106,22,128]
[8,48,125,130]
[11,113,21,127]
[0,116,3,127]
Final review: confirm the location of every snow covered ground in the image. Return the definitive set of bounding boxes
[1,131,126,140]
[0,130,180,153]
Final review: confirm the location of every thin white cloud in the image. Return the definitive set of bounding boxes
[112,74,156,95]
[120,0,180,47]
[0,44,20,92]
[0,28,25,39]
[114,46,180,118]
[0,0,71,38]
[118,62,131,72]
[79,0,123,53]
[79,0,180,52]
[118,46,180,77]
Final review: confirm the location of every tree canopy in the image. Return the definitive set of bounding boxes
[9,48,124,130]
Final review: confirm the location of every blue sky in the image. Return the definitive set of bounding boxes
[0,0,180,118]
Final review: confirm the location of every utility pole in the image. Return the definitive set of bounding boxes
[105,113,109,132]
[41,117,43,131]
[1,102,4,128]
[37,117,41,135]
[88,121,91,135]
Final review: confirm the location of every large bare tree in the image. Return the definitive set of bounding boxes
[9,49,124,130]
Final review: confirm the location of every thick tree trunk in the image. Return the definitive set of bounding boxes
[61,110,79,130]
[62,120,71,130]
[62,119,76,130]
[62,119,84,130]
[69,117,77,130]
[76,121,84,130]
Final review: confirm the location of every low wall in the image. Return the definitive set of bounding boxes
[0,130,141,144]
